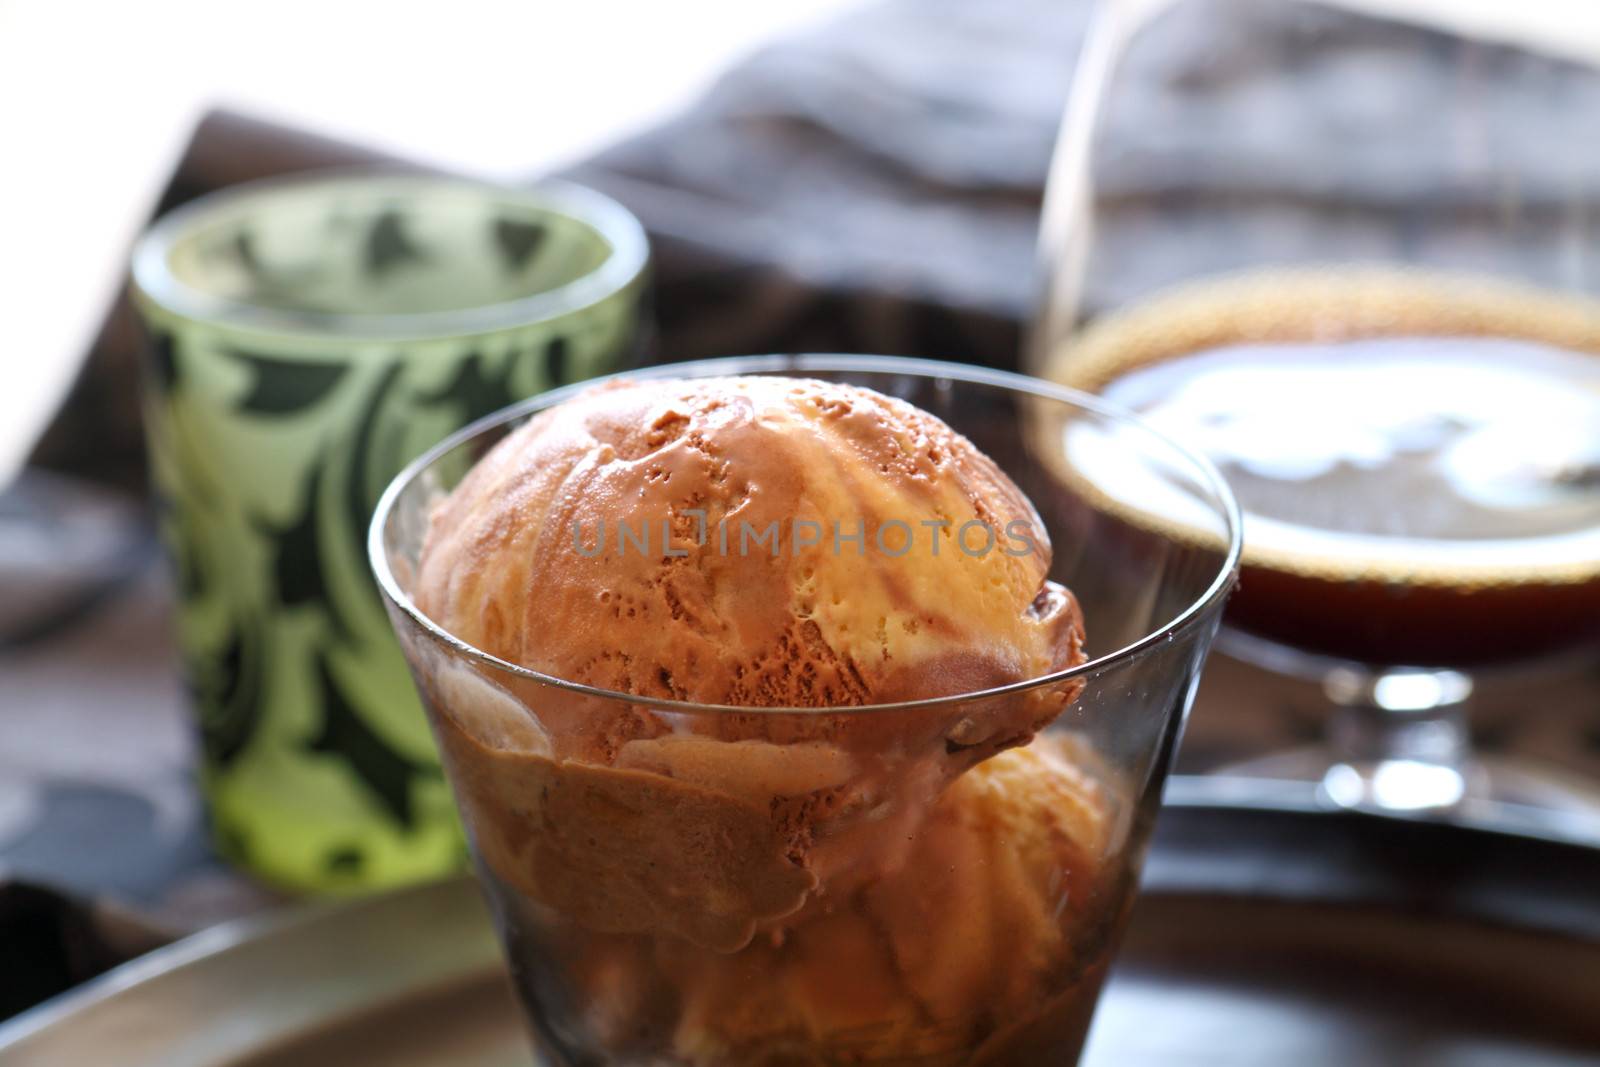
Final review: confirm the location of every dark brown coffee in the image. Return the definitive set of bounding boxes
[1053,269,1600,665]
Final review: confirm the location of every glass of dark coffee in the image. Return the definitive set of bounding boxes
[1033,0,1600,830]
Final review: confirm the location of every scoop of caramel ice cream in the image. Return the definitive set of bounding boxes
[549,738,1113,1066]
[405,373,1108,1066]
[415,376,1082,735]
[410,377,1089,951]
[662,738,1112,1065]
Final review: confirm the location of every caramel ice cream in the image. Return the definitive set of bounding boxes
[661,739,1112,1065]
[404,375,1118,1065]
[417,375,1082,728]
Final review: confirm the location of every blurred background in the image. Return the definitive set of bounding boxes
[0,0,863,481]
[4,0,1600,1057]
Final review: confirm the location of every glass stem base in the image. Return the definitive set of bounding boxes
[1317,666,1475,812]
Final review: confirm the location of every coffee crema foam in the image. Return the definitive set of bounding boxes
[1047,267,1600,591]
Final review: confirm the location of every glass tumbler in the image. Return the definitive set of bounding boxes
[132,170,648,892]
[372,355,1239,1066]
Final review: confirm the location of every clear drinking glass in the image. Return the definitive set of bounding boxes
[372,355,1239,1066]
[1033,0,1600,827]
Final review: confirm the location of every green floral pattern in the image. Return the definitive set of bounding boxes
[135,183,644,892]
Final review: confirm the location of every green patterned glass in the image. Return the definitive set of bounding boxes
[131,171,649,893]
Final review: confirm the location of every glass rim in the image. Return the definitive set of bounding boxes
[129,168,649,343]
[368,354,1244,715]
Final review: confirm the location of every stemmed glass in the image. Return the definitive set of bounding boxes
[1033,0,1600,831]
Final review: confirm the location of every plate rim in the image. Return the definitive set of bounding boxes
[6,815,1598,1059]
[0,878,481,1055]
